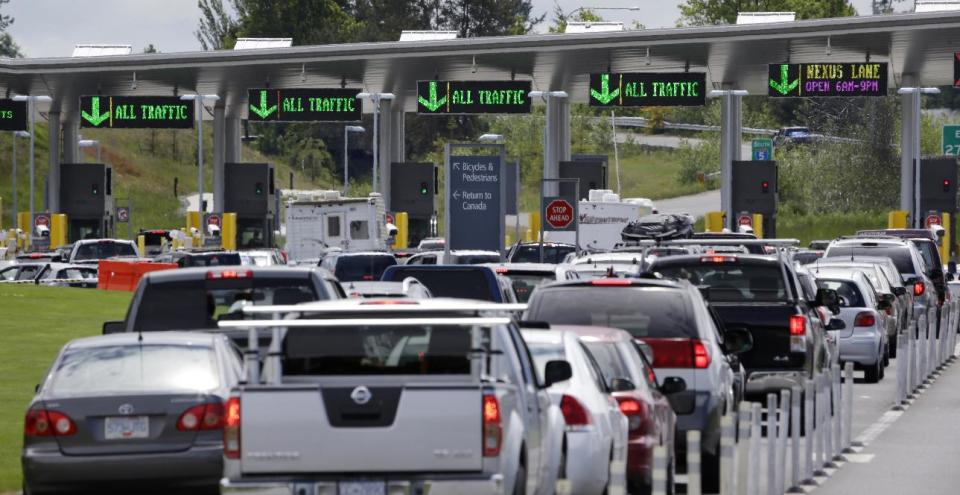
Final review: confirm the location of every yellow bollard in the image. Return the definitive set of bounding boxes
[888,210,909,229]
[17,211,31,238]
[941,213,951,263]
[186,211,201,235]
[50,214,67,248]
[752,213,764,239]
[137,235,146,256]
[529,212,541,242]
[705,211,725,233]
[222,213,237,251]
[391,212,409,250]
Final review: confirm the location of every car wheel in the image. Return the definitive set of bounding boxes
[865,359,881,383]
[883,343,890,367]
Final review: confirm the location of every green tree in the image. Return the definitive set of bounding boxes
[195,0,239,50]
[678,0,855,26]
[0,0,21,58]
[548,5,605,33]
[437,0,544,37]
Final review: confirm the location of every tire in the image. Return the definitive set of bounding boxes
[883,343,890,367]
[865,358,881,383]
[890,337,898,359]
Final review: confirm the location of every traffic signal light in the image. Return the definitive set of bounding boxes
[419,182,429,196]
[761,180,770,193]
[944,178,952,192]
[255,182,263,195]
[92,183,100,196]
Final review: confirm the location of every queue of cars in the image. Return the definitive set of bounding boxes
[19,227,949,494]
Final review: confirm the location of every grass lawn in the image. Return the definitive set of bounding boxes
[0,285,131,491]
[777,210,889,247]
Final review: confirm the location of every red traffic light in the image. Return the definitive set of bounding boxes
[761,180,770,193]
[944,178,952,192]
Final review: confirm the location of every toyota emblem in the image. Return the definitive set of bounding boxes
[350,386,372,405]
[118,403,135,415]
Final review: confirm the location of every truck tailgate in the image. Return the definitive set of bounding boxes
[712,303,805,369]
[240,385,483,474]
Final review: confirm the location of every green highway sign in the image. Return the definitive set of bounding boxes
[0,99,27,131]
[417,80,531,114]
[79,96,194,129]
[247,88,362,122]
[767,63,888,97]
[942,125,960,156]
[752,139,773,161]
[588,73,706,107]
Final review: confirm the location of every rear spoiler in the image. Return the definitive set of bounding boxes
[238,301,527,315]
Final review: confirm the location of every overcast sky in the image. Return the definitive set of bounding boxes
[7,0,909,58]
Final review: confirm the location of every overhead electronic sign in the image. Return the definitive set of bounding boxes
[588,72,706,107]
[79,96,194,129]
[0,99,27,131]
[247,88,362,122]
[417,80,531,114]
[767,63,888,97]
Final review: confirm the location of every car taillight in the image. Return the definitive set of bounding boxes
[482,394,502,457]
[25,409,75,437]
[224,397,241,459]
[854,312,876,327]
[700,256,737,263]
[207,270,252,280]
[615,397,647,433]
[789,315,806,336]
[643,339,710,369]
[361,274,375,281]
[560,394,592,429]
[178,403,225,431]
[914,281,925,297]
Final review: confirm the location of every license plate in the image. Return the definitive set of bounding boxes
[104,416,149,440]
[338,481,385,495]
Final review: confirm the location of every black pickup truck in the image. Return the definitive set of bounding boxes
[649,253,841,399]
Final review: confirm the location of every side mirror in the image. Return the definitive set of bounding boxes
[659,376,687,395]
[816,288,841,315]
[102,321,125,335]
[826,318,846,331]
[543,360,573,388]
[893,286,907,296]
[610,377,636,392]
[724,327,754,355]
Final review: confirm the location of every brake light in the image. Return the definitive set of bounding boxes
[495,267,509,274]
[207,270,252,280]
[25,409,76,437]
[693,341,710,368]
[482,394,502,457]
[643,339,711,369]
[914,281,925,297]
[789,315,806,336]
[590,278,632,286]
[362,274,375,281]
[177,403,225,431]
[615,397,646,434]
[224,397,241,459]
[700,256,736,263]
[854,312,876,327]
[560,395,592,429]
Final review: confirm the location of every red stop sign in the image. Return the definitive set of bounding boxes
[34,215,50,228]
[207,214,222,227]
[926,214,942,227]
[546,199,574,229]
[738,215,752,227]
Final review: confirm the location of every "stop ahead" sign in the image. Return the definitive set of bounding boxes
[544,197,575,231]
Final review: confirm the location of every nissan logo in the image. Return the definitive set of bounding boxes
[350,386,372,405]
[118,403,135,415]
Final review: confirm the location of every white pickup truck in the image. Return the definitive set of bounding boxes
[218,299,571,495]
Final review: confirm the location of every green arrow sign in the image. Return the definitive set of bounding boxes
[418,81,448,112]
[590,74,620,105]
[249,90,278,119]
[81,96,111,127]
[769,64,800,96]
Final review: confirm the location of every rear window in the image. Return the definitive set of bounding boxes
[452,254,501,265]
[384,268,496,301]
[815,279,866,308]
[179,253,242,268]
[582,341,632,385]
[911,240,938,272]
[502,271,552,303]
[511,245,576,264]
[48,345,219,396]
[334,255,397,282]
[73,242,136,261]
[529,287,697,338]
[653,262,788,302]
[134,278,321,331]
[283,325,473,375]
[825,246,915,279]
[792,251,823,265]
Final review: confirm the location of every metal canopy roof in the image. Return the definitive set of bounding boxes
[3,10,959,116]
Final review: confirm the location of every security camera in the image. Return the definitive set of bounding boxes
[189,227,199,235]
[207,224,221,236]
[36,225,50,237]
[386,223,399,237]
[738,225,754,234]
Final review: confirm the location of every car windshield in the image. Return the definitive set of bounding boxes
[134,278,320,331]
[816,279,866,308]
[334,255,397,282]
[653,263,788,302]
[529,287,697,338]
[502,272,552,303]
[73,242,136,261]
[825,246,915,279]
[48,344,219,396]
[511,245,576,264]
[384,268,495,301]
[282,325,474,376]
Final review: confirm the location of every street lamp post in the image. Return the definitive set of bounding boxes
[10,130,30,229]
[180,93,220,242]
[356,92,395,194]
[12,95,52,245]
[78,139,101,163]
[343,125,366,195]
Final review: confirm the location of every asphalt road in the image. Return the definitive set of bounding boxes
[655,189,720,218]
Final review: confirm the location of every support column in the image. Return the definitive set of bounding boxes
[900,74,919,224]
[47,111,61,212]
[225,116,241,163]
[543,95,570,197]
[61,114,79,164]
[213,105,225,212]
[719,92,744,230]
[378,100,397,210]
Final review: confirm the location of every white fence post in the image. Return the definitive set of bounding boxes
[687,430,702,495]
[777,389,790,493]
[788,386,802,492]
[766,393,778,495]
[842,362,856,451]
[720,413,735,495]
[737,402,752,495]
[652,445,668,495]
[748,403,761,495]
[801,379,817,485]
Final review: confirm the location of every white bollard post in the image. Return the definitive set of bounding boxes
[766,393,778,495]
[823,372,837,469]
[777,389,790,493]
[788,386,802,492]
[737,402,752,495]
[894,330,909,410]
[843,362,856,451]
[918,313,928,387]
[652,445,667,495]
[928,307,937,378]
[813,374,829,477]
[831,365,843,462]
[720,413,735,495]
[687,430,702,495]
[801,379,816,485]
[748,403,762,495]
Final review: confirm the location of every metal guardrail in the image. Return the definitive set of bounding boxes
[613,117,863,144]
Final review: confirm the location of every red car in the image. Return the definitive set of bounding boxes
[560,325,682,494]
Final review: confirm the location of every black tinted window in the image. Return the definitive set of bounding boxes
[384,268,496,301]
[511,245,576,264]
[911,241,938,272]
[179,253,242,268]
[825,247,915,279]
[335,255,397,282]
[529,287,697,338]
[502,272,552,303]
[654,262,788,302]
[452,254,501,265]
[74,242,136,261]
[816,279,865,307]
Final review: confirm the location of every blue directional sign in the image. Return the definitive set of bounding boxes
[445,149,505,254]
